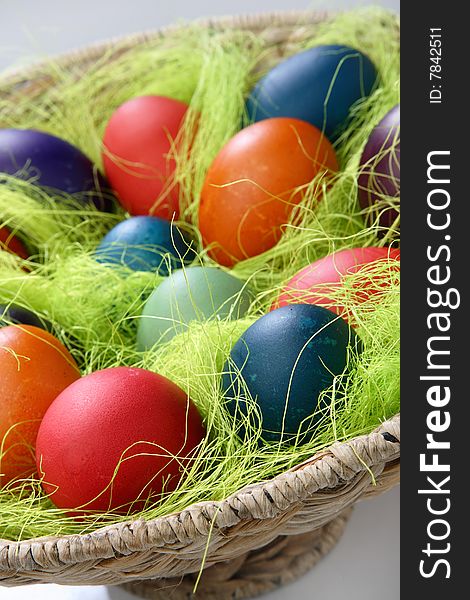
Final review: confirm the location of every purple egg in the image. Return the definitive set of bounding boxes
[0,129,115,212]
[358,105,400,231]
[0,304,51,330]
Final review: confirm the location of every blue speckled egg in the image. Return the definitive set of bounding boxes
[0,129,114,211]
[222,304,360,443]
[0,304,50,330]
[246,45,378,139]
[95,216,196,275]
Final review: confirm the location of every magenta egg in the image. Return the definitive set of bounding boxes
[273,247,400,323]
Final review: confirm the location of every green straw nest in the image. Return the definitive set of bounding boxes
[0,8,399,541]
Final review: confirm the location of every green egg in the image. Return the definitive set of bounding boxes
[137,266,251,349]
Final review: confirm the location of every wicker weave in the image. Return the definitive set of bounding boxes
[0,11,400,599]
[122,508,353,600]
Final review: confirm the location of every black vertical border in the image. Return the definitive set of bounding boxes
[401,2,465,597]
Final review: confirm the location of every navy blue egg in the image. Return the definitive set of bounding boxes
[222,304,360,443]
[0,304,50,330]
[0,129,115,212]
[246,45,378,139]
[95,216,196,275]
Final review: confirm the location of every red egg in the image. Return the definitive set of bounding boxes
[102,96,190,220]
[36,367,206,514]
[274,247,400,321]
[0,325,80,486]
[0,225,29,259]
[199,118,338,267]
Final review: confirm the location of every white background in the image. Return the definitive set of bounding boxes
[0,1,400,599]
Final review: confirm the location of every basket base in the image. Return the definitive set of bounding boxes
[121,507,352,600]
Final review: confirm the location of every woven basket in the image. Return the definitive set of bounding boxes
[0,11,400,599]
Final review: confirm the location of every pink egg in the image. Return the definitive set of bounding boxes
[273,247,400,322]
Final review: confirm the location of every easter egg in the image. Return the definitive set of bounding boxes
[103,95,190,219]
[199,118,338,266]
[0,304,50,330]
[274,247,400,321]
[0,225,29,259]
[36,367,205,513]
[358,105,400,230]
[95,216,195,275]
[137,266,251,349]
[0,129,113,211]
[0,325,80,486]
[246,45,378,139]
[223,304,359,443]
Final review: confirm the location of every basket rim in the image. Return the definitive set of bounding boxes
[0,9,334,84]
[0,413,400,564]
[0,9,400,570]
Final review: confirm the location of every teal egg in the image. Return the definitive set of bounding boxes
[137,266,251,349]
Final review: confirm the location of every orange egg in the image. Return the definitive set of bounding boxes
[199,118,338,266]
[0,325,80,486]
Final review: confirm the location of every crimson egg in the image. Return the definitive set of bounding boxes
[103,96,190,220]
[36,367,205,514]
[0,225,28,259]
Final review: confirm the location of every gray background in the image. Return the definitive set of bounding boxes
[1,0,400,72]
[0,1,400,599]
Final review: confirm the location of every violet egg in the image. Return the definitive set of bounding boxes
[358,105,400,232]
[0,304,51,330]
[0,129,114,212]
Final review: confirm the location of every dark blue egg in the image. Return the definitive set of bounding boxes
[0,129,115,212]
[95,216,196,275]
[222,304,360,443]
[0,304,50,330]
[246,45,378,139]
